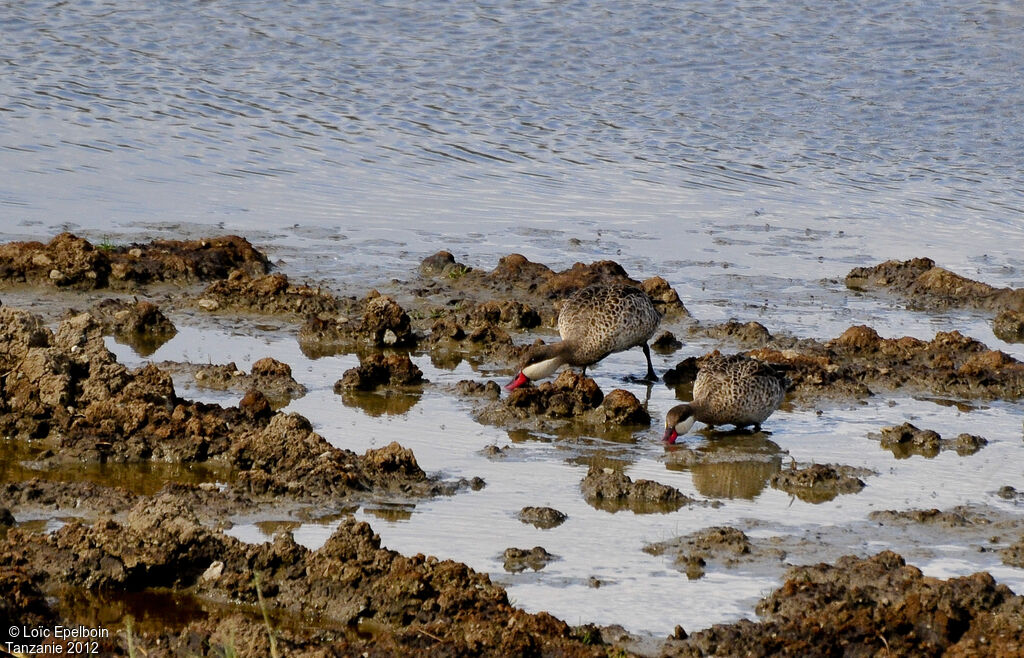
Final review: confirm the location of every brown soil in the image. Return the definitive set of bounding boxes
[518,506,568,529]
[335,353,425,391]
[664,550,1024,657]
[184,357,308,407]
[769,463,873,503]
[0,233,270,290]
[72,297,178,356]
[580,464,694,514]
[503,546,558,572]
[473,371,651,442]
[644,526,787,581]
[873,422,988,459]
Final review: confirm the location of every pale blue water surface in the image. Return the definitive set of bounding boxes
[4,0,1024,639]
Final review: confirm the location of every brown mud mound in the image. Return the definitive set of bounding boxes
[873,422,988,458]
[1,479,139,521]
[418,251,689,321]
[1002,536,1024,568]
[644,526,786,580]
[503,546,558,572]
[73,297,177,355]
[298,290,419,356]
[335,353,425,391]
[992,309,1024,343]
[0,496,614,657]
[846,257,1024,313]
[473,371,651,440]
[191,357,307,405]
[0,233,269,290]
[669,319,1024,403]
[868,505,995,528]
[580,465,693,514]
[199,270,349,319]
[743,325,1024,402]
[518,506,568,529]
[664,550,1024,657]
[769,463,873,503]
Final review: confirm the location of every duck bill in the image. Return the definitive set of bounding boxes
[662,428,679,444]
[505,371,529,391]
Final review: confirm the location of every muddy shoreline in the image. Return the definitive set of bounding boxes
[2,235,1023,656]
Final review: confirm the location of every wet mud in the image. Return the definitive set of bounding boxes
[644,526,787,581]
[768,463,873,503]
[2,234,1023,656]
[663,551,1024,657]
[872,422,988,459]
[580,465,694,514]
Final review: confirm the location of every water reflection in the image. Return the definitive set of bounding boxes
[338,389,421,417]
[664,434,785,500]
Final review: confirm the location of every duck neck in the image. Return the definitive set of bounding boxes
[522,343,570,380]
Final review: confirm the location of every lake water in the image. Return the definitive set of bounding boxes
[3,0,1024,639]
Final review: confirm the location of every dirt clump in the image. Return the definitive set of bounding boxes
[192,357,307,405]
[518,506,567,529]
[874,422,988,458]
[769,463,873,503]
[455,379,502,399]
[298,290,419,356]
[335,353,425,391]
[867,506,990,528]
[74,297,177,355]
[997,485,1024,503]
[846,257,1024,312]
[1002,536,1024,568]
[418,251,688,320]
[741,324,1024,402]
[645,526,786,580]
[473,371,651,441]
[198,270,347,319]
[503,546,558,572]
[651,329,683,352]
[580,465,693,514]
[1,479,139,521]
[664,550,1024,657]
[693,319,774,346]
[992,309,1024,343]
[0,233,270,291]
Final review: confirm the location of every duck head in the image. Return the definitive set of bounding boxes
[663,404,697,444]
[505,343,567,391]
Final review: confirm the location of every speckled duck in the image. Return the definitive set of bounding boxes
[662,353,788,443]
[506,284,662,390]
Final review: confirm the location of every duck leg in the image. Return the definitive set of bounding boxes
[641,343,658,381]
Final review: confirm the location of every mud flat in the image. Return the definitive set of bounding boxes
[2,234,1023,656]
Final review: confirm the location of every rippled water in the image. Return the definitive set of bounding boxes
[4,0,1024,641]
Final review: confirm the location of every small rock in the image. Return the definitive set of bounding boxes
[518,506,567,529]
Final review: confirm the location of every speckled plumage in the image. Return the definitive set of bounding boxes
[556,284,662,367]
[665,354,788,439]
[510,284,662,387]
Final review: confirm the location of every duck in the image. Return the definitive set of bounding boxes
[662,353,788,443]
[506,284,662,390]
